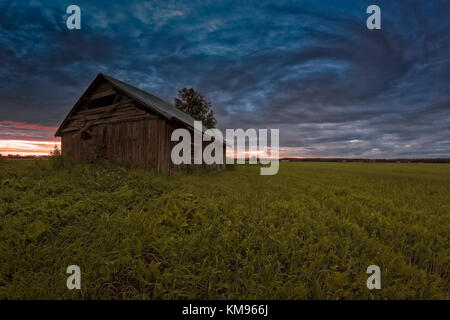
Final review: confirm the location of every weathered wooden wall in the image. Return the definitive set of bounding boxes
[62,118,172,172]
[62,118,225,172]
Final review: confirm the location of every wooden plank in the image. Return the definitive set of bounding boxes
[61,127,79,133]
[69,108,148,122]
[90,89,116,100]
[75,100,133,116]
[91,82,113,95]
[88,114,158,127]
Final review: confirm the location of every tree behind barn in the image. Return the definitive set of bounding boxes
[174,88,217,128]
[49,144,61,157]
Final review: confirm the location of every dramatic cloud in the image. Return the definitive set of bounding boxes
[0,0,449,157]
[0,121,59,141]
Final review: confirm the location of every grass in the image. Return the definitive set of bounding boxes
[0,158,449,299]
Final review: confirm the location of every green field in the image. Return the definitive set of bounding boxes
[0,159,449,299]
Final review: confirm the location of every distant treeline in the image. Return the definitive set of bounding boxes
[280,158,450,163]
[2,154,449,164]
[0,155,51,159]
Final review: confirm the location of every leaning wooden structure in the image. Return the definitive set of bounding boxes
[55,73,225,172]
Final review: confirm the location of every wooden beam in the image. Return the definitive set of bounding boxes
[74,100,133,116]
[90,89,116,100]
[88,115,158,126]
[69,108,148,122]
[61,127,79,133]
[112,93,121,104]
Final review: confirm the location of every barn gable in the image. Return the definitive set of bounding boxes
[55,77,159,138]
[55,73,212,137]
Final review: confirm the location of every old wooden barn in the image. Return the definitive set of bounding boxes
[55,73,225,172]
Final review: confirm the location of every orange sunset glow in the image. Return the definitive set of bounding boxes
[0,139,61,156]
[0,121,60,156]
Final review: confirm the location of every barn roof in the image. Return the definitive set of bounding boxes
[55,73,225,145]
[102,74,212,133]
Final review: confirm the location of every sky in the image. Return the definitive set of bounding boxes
[0,0,449,157]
